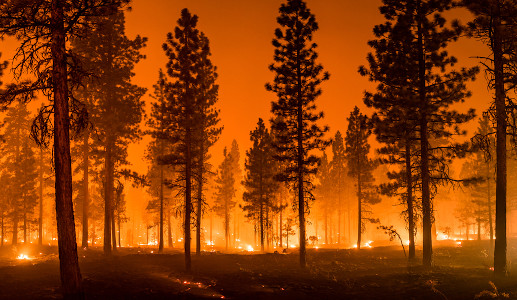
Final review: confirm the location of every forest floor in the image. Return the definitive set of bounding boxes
[0,240,517,299]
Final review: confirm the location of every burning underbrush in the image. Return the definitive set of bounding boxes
[0,242,516,299]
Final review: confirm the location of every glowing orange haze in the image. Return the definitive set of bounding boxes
[121,0,490,228]
[0,0,494,245]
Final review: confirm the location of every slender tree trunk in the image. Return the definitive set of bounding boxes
[260,200,264,251]
[405,141,415,260]
[159,143,164,253]
[23,211,27,244]
[185,127,192,272]
[51,0,83,295]
[233,208,237,248]
[167,212,172,248]
[488,160,494,251]
[209,213,213,245]
[104,141,113,255]
[39,148,44,246]
[82,131,89,249]
[279,197,283,248]
[118,217,121,247]
[417,0,432,268]
[225,197,229,251]
[266,206,270,250]
[324,209,328,245]
[111,208,117,250]
[478,216,481,241]
[348,199,351,244]
[195,143,203,255]
[338,196,341,246]
[493,1,507,276]
[12,216,17,245]
[357,173,362,250]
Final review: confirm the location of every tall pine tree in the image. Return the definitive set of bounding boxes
[266,0,330,268]
[344,107,380,249]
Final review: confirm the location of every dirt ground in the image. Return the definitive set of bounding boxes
[1,240,517,299]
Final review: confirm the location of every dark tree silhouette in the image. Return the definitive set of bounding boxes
[344,107,380,249]
[242,119,279,251]
[361,0,477,268]
[0,0,131,295]
[146,71,173,253]
[2,102,38,246]
[464,0,517,276]
[314,152,333,245]
[330,131,348,246]
[266,0,330,268]
[359,3,422,259]
[193,36,221,255]
[213,147,237,251]
[73,10,146,255]
[160,8,214,271]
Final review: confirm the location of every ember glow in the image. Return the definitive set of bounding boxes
[16,254,30,260]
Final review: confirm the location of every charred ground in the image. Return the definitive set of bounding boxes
[0,242,516,299]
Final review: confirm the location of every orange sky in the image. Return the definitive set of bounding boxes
[124,0,491,172]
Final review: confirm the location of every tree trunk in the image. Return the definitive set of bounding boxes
[12,215,17,245]
[405,141,415,260]
[357,173,362,250]
[111,208,117,250]
[225,196,229,251]
[24,211,27,244]
[104,140,113,255]
[159,145,164,253]
[82,131,89,249]
[296,39,307,268]
[279,197,283,248]
[260,200,264,251]
[488,160,494,251]
[39,148,44,246]
[195,143,203,255]
[167,211,172,248]
[118,217,121,247]
[493,1,507,276]
[478,217,481,241]
[185,127,192,272]
[338,180,341,246]
[417,0,432,268]
[51,0,83,296]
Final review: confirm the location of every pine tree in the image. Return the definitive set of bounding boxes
[0,1,131,295]
[314,152,333,245]
[266,0,330,268]
[468,115,496,244]
[193,36,222,255]
[72,10,147,255]
[2,102,39,245]
[330,131,348,246]
[228,140,241,248]
[362,0,478,267]
[463,0,517,276]
[359,3,421,258]
[146,71,172,253]
[214,148,237,251]
[344,107,380,249]
[160,8,212,271]
[242,119,279,251]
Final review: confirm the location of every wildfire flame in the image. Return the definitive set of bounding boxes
[16,254,29,260]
